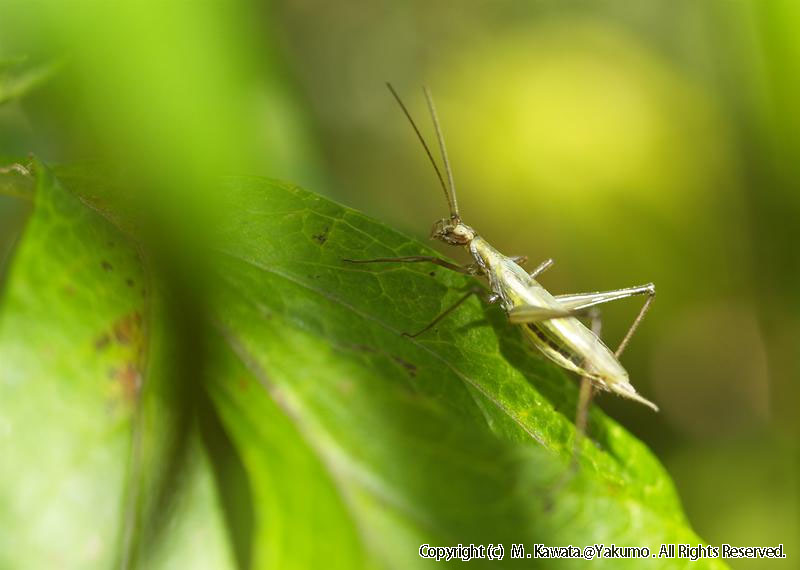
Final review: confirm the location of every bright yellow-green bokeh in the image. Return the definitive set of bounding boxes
[434,21,737,259]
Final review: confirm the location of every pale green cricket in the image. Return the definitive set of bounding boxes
[347,84,658,434]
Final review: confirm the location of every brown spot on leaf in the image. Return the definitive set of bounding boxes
[94,333,111,351]
[312,227,330,245]
[126,278,135,287]
[113,363,141,402]
[113,311,143,345]
[392,355,418,377]
[101,260,113,272]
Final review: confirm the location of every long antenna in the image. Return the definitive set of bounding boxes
[423,86,458,218]
[386,82,458,219]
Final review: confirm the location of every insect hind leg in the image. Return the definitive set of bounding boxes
[614,285,655,358]
[566,283,657,470]
[573,308,601,462]
[546,308,601,498]
[554,283,656,357]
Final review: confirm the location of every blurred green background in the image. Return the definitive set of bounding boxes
[1,0,797,566]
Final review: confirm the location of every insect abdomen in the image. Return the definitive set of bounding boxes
[523,321,588,375]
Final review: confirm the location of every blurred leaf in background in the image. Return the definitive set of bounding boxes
[0,56,59,106]
[0,0,313,567]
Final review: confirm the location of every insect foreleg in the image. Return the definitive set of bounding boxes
[343,256,481,275]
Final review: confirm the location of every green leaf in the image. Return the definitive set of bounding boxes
[0,162,234,569]
[204,177,727,568]
[0,164,727,569]
[0,162,144,567]
[0,57,60,105]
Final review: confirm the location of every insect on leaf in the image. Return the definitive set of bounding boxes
[0,164,728,569]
